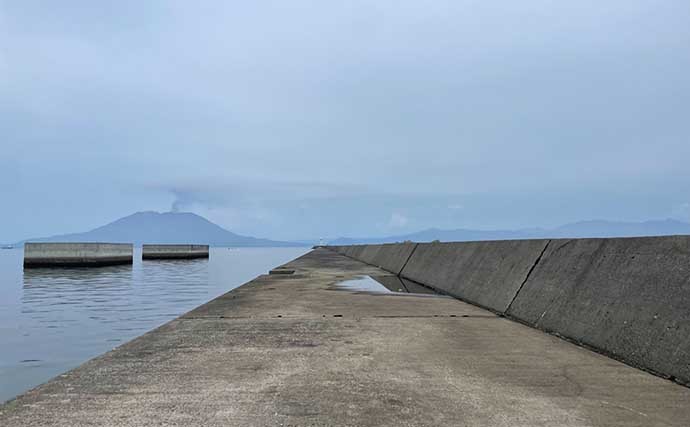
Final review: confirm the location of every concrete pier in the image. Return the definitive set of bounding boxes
[23,242,133,268]
[142,244,209,260]
[2,248,689,426]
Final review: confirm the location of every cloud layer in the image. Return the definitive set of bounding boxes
[1,1,689,241]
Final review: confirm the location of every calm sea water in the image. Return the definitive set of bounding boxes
[0,246,309,403]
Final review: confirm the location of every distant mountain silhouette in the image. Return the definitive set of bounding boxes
[328,219,690,244]
[19,211,305,247]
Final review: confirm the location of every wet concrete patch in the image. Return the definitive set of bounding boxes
[335,275,442,296]
[335,276,394,293]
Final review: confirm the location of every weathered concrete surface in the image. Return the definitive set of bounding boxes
[341,244,366,260]
[2,248,689,426]
[349,243,418,274]
[330,243,418,274]
[23,243,133,268]
[142,244,209,260]
[507,236,690,385]
[399,240,550,313]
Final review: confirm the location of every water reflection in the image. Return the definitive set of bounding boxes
[336,275,441,295]
[23,265,135,324]
[19,254,212,341]
[0,246,309,403]
[22,263,134,281]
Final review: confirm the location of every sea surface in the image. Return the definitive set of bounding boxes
[0,246,309,403]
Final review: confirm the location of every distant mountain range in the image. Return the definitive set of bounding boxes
[9,214,690,248]
[17,211,305,247]
[327,219,690,245]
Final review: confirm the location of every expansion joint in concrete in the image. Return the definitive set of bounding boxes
[505,239,551,314]
[397,243,419,275]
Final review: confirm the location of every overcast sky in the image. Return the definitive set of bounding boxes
[1,1,689,241]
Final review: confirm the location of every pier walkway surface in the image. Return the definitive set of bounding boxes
[1,248,689,426]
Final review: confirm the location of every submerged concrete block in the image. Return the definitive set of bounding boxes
[23,242,133,268]
[507,236,690,385]
[142,244,209,260]
[400,239,550,313]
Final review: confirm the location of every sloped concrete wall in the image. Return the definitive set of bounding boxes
[330,243,418,275]
[24,242,133,267]
[336,245,362,259]
[400,240,549,313]
[506,236,690,384]
[358,243,418,275]
[325,236,690,385]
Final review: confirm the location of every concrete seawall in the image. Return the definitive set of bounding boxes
[506,236,690,386]
[326,236,690,386]
[330,243,417,274]
[400,239,549,313]
[3,248,690,426]
[23,243,133,268]
[142,244,209,260]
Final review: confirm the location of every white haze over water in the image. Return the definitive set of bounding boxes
[1,1,689,241]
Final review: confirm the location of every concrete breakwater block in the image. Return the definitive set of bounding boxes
[23,242,133,268]
[400,239,550,313]
[356,243,418,275]
[142,244,209,260]
[507,236,690,385]
[329,244,418,274]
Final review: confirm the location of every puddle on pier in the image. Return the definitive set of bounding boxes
[336,275,443,296]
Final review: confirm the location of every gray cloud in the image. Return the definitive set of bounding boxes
[1,1,690,241]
